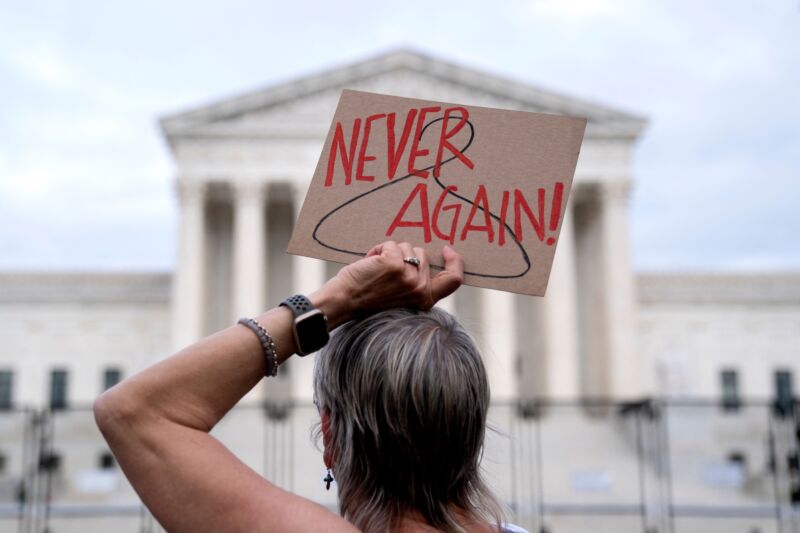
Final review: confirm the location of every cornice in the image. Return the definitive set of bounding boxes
[2,271,797,307]
[637,273,800,305]
[160,49,647,141]
[0,272,171,304]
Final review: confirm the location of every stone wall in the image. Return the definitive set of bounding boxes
[2,272,799,407]
[0,273,171,408]
[638,273,800,399]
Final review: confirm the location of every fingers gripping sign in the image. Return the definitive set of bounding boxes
[333,241,464,315]
[432,244,464,301]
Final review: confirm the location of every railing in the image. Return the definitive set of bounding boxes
[0,399,798,533]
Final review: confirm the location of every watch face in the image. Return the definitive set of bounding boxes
[296,310,329,354]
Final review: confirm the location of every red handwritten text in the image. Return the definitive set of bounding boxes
[386,182,565,246]
[324,106,474,187]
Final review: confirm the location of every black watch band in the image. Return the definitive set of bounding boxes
[280,295,329,356]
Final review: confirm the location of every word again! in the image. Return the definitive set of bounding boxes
[324,105,474,186]
[387,181,565,246]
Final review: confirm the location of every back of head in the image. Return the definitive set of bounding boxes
[313,307,503,533]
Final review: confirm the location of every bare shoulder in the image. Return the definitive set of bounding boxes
[248,484,359,533]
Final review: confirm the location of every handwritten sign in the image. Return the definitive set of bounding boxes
[288,90,586,296]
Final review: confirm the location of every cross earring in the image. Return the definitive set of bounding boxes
[323,469,334,491]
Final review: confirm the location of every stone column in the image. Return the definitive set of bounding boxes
[533,204,580,399]
[171,179,207,352]
[598,181,641,398]
[231,180,267,320]
[482,289,518,402]
[289,182,326,401]
[574,182,641,400]
[574,194,606,398]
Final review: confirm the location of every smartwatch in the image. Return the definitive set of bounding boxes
[280,295,329,356]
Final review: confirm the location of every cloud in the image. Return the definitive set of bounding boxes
[4,43,77,90]
[524,0,622,20]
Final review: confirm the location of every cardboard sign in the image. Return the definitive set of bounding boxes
[288,90,587,296]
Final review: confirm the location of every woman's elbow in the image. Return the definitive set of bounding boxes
[93,387,140,438]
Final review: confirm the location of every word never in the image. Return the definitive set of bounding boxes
[324,105,473,186]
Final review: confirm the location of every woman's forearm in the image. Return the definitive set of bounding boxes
[95,283,351,433]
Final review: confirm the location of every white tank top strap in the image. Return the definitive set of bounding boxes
[500,523,530,533]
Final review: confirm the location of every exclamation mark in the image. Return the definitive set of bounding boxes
[545,181,564,246]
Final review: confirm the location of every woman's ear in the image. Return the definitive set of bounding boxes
[321,410,334,468]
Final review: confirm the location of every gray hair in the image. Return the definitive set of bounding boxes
[313,307,504,533]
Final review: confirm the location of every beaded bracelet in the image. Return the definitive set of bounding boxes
[237,317,279,377]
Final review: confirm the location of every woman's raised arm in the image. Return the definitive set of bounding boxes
[93,242,463,533]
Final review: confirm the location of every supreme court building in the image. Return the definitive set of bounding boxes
[162,49,646,405]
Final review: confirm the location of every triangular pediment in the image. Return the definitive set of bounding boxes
[161,49,646,140]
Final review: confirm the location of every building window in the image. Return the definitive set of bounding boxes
[39,450,61,472]
[774,369,794,414]
[727,451,747,468]
[0,370,12,410]
[98,451,115,469]
[49,369,68,411]
[720,368,740,411]
[103,368,122,392]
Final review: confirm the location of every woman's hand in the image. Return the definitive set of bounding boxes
[310,241,464,329]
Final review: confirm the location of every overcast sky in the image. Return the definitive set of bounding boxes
[1,0,798,272]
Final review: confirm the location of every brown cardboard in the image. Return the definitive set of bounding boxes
[288,90,587,296]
